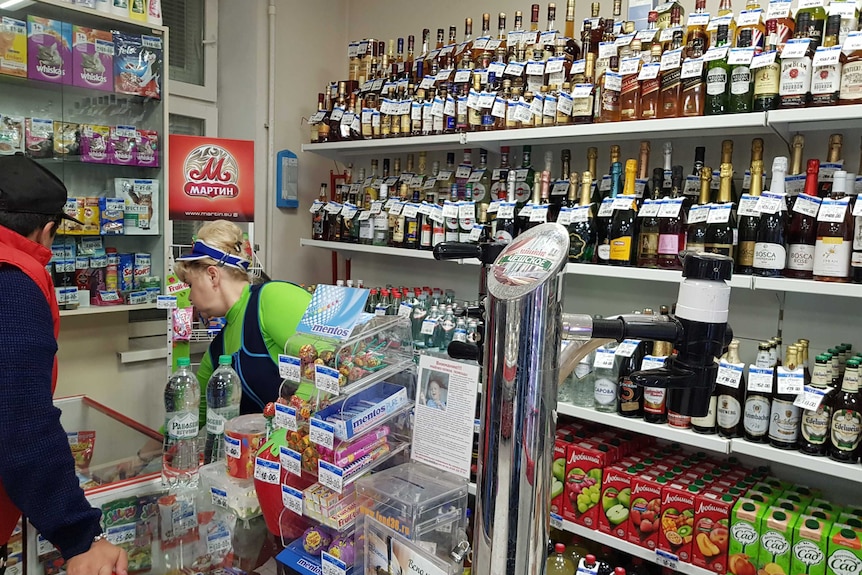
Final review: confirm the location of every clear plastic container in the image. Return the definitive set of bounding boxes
[199,461,261,520]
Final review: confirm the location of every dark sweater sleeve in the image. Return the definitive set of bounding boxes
[0,268,102,560]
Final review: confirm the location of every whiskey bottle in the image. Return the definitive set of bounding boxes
[684,0,710,50]
[658,166,687,269]
[597,161,622,264]
[785,159,820,279]
[620,41,643,121]
[659,30,685,118]
[705,25,731,115]
[686,166,713,252]
[736,158,764,274]
[312,183,328,240]
[609,159,638,266]
[639,43,663,119]
[769,345,803,449]
[717,339,747,438]
[729,29,755,113]
[799,354,835,456]
[752,18,781,111]
[569,171,597,263]
[778,12,815,108]
[714,0,738,46]
[810,15,844,106]
[813,169,853,282]
[797,0,827,49]
[636,170,660,268]
[599,56,622,122]
[829,358,862,462]
[681,37,707,117]
[753,157,787,277]
[705,163,736,257]
[839,25,862,104]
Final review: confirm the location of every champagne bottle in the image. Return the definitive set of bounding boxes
[753,157,787,277]
[686,167,713,252]
[609,159,638,266]
[704,162,736,257]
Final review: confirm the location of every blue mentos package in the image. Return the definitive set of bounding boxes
[112,32,162,99]
[118,253,134,292]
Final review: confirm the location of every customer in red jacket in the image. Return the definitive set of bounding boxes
[0,154,128,575]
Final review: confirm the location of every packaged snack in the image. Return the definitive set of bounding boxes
[118,252,133,292]
[135,129,159,167]
[67,430,96,472]
[99,197,124,235]
[109,125,136,165]
[80,124,110,163]
[27,16,72,84]
[116,178,159,235]
[71,26,112,91]
[0,17,27,78]
[80,197,100,234]
[133,253,151,287]
[25,117,53,158]
[172,307,192,341]
[113,31,162,99]
[0,115,24,155]
[53,121,80,156]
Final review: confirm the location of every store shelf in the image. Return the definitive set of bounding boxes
[22,0,169,32]
[751,276,862,299]
[299,238,478,264]
[730,439,862,483]
[767,105,862,139]
[559,518,715,575]
[59,303,158,317]
[557,403,732,454]
[302,133,465,159]
[565,263,753,289]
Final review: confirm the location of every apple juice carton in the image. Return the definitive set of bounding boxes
[628,473,663,550]
[27,16,72,84]
[659,484,698,562]
[693,492,734,575]
[792,514,833,575]
[826,523,862,575]
[729,498,767,575]
[551,435,570,517]
[599,464,635,539]
[757,505,800,575]
[811,499,842,514]
[751,483,781,502]
[563,443,605,528]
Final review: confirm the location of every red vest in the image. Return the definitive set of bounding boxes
[0,225,60,545]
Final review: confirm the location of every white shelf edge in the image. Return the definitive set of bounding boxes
[766,105,862,136]
[299,238,478,264]
[752,276,862,298]
[117,346,167,364]
[730,439,862,483]
[557,403,732,454]
[60,303,159,317]
[561,519,716,575]
[301,133,464,157]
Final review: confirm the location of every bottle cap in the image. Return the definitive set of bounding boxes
[177,357,191,367]
[555,543,566,553]
[218,355,232,366]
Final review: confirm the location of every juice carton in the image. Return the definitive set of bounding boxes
[693,492,734,575]
[810,509,838,523]
[826,523,862,575]
[790,484,822,500]
[774,499,804,514]
[791,514,833,575]
[751,483,781,502]
[757,505,801,575]
[780,491,813,511]
[551,435,570,517]
[562,443,605,528]
[729,498,767,575]
[27,16,71,84]
[628,473,663,550]
[811,500,842,515]
[659,484,698,562]
[599,464,635,539]
[0,17,27,78]
[838,516,862,529]
[747,491,775,506]
[763,477,792,493]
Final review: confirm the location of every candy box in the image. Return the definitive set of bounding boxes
[729,498,767,575]
[757,505,801,575]
[599,464,635,539]
[27,16,71,84]
[693,492,734,574]
[53,121,80,156]
[80,124,111,163]
[659,484,698,562]
[135,128,159,167]
[792,514,833,575]
[25,117,53,158]
[826,522,862,575]
[0,114,24,155]
[113,31,162,99]
[628,473,663,549]
[71,26,113,91]
[562,442,606,528]
[109,125,136,165]
[308,381,408,441]
[0,16,27,78]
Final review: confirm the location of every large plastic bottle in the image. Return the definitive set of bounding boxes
[163,357,201,488]
[547,543,576,575]
[205,355,242,464]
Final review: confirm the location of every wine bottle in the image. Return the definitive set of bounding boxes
[785,159,821,279]
[569,171,597,263]
[636,166,660,268]
[609,159,638,266]
[736,158,763,275]
[813,169,853,282]
[686,167,713,252]
[597,161,622,264]
[704,162,736,257]
[753,157,787,277]
[657,166,686,270]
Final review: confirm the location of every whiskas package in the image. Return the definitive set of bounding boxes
[71,26,113,92]
[0,16,27,78]
[135,129,159,167]
[109,125,136,165]
[113,32,162,99]
[25,117,53,158]
[115,178,159,235]
[80,124,110,164]
[27,16,72,84]
[0,115,24,155]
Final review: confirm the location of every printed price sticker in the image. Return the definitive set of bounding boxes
[829,0,857,16]
[444,97,456,116]
[785,174,806,196]
[799,0,825,8]
[419,76,436,89]
[599,41,618,59]
[766,0,792,19]
[469,225,483,242]
[704,46,730,62]
[737,194,761,217]
[717,361,745,388]
[614,33,635,47]
[613,195,635,210]
[106,524,137,546]
[530,204,549,222]
[274,403,298,431]
[638,62,661,80]
[487,201,500,214]
[318,461,345,493]
[282,485,303,516]
[728,47,755,65]
[389,202,403,216]
[604,71,622,91]
[398,303,413,317]
[280,446,302,477]
[309,418,335,450]
[854,197,862,216]
[707,203,732,224]
[552,180,571,196]
[756,192,785,214]
[777,366,805,394]
[315,364,341,395]
[656,550,679,571]
[640,200,661,217]
[620,57,641,76]
[814,45,842,66]
[708,15,734,31]
[572,83,594,97]
[818,198,849,222]
[737,9,763,26]
[254,457,280,484]
[454,69,472,83]
[489,61,507,76]
[794,385,827,411]
[402,204,419,219]
[598,198,615,217]
[519,204,534,218]
[224,435,241,459]
[661,49,683,70]
[636,29,658,42]
[456,165,472,179]
[683,175,701,197]
[641,356,666,370]
[571,59,586,74]
[421,318,438,336]
[845,31,862,51]
[570,205,591,223]
[594,347,617,369]
[505,61,526,76]
[781,38,811,59]
[793,193,821,217]
[443,201,460,218]
[468,170,485,184]
[211,487,228,509]
[498,202,517,219]
[546,58,565,74]
[157,295,177,309]
[748,366,774,392]
[459,202,476,220]
[358,210,372,221]
[660,27,680,42]
[322,551,348,575]
[659,198,684,218]
[526,61,546,75]
[530,95,545,117]
[550,513,564,530]
[688,12,711,25]
[557,207,573,225]
[751,50,777,69]
[615,339,642,357]
[278,355,301,382]
[681,58,704,78]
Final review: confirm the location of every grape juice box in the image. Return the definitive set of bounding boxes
[562,443,605,528]
[27,16,71,84]
[551,436,569,517]
[729,498,767,575]
[0,17,27,78]
[599,464,634,539]
[757,505,800,574]
[628,473,663,550]
[826,523,862,575]
[692,492,734,575]
[71,26,112,91]
[659,484,698,562]
[792,514,833,575]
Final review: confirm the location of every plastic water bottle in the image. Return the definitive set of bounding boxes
[546,543,575,575]
[204,355,242,464]
[452,317,468,343]
[435,305,457,351]
[163,357,201,488]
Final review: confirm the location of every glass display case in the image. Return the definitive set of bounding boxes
[0,0,168,315]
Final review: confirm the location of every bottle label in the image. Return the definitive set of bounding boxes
[597,243,611,261]
[706,68,728,95]
[786,243,815,271]
[768,399,801,445]
[744,395,771,436]
[657,233,682,256]
[753,242,787,271]
[168,412,199,440]
[643,387,667,414]
[811,63,842,95]
[609,236,632,261]
[813,237,851,277]
[205,408,235,435]
[717,395,742,429]
[731,66,752,95]
[839,61,862,101]
[619,379,640,413]
[667,411,692,429]
[754,63,780,98]
[779,58,812,97]
[855,216,862,250]
[832,409,862,451]
[801,404,831,445]
[638,232,659,258]
[737,240,755,267]
[594,377,618,406]
[691,395,718,428]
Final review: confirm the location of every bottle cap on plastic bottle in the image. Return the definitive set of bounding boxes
[177,357,191,367]
[218,355,232,366]
[555,543,566,554]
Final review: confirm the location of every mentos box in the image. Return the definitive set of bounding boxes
[563,443,605,528]
[27,16,71,84]
[113,32,162,99]
[729,499,767,575]
[792,514,833,575]
[757,505,801,575]
[0,17,27,78]
[628,473,663,550]
[693,492,734,575]
[80,124,110,164]
[659,484,698,562]
[71,26,112,91]
[135,129,159,167]
[599,464,635,539]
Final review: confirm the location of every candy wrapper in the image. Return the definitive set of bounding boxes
[172,307,192,341]
[67,430,95,472]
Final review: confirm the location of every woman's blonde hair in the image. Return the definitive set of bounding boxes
[175,220,251,284]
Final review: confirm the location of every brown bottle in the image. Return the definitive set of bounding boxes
[799,354,836,456]
[659,31,684,118]
[830,358,862,463]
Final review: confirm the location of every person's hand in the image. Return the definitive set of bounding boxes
[65,538,128,575]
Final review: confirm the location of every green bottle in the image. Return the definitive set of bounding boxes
[705,25,731,115]
[728,29,754,113]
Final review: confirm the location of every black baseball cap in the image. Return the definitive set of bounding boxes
[0,153,84,225]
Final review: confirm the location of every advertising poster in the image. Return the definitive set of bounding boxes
[168,135,255,222]
[295,285,370,341]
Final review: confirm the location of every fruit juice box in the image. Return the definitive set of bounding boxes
[810,509,838,523]
[562,442,606,528]
[659,484,698,562]
[763,477,792,492]
[826,522,862,575]
[628,473,663,550]
[0,17,27,78]
[780,491,813,510]
[791,514,833,575]
[811,499,842,514]
[693,492,734,575]
[729,498,767,575]
[599,464,635,539]
[774,499,804,514]
[27,16,72,84]
[751,483,781,502]
[838,515,862,527]
[841,506,862,522]
[757,505,801,574]
[791,484,822,499]
[71,26,113,91]
[551,435,570,517]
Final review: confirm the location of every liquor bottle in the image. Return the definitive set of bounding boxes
[659,30,685,118]
[597,161,622,264]
[495,170,518,245]
[743,342,773,443]
[445,183,460,242]
[569,171,597,263]
[705,25,731,115]
[459,184,476,242]
[515,146,536,214]
[595,341,621,413]
[620,41,642,121]
[329,82,348,143]
[636,173,660,268]
[681,38,707,117]
[658,166,686,269]
[472,149,491,206]
[814,169,853,282]
[764,0,794,46]
[609,160,638,266]
[768,345,802,449]
[373,183,390,247]
[778,12,814,108]
[799,354,835,456]
[572,53,597,124]
[639,43,663,120]
[811,15,844,106]
[797,0,827,49]
[686,167,713,252]
[839,26,862,104]
[785,159,820,279]
[753,158,787,277]
[830,358,862,462]
[390,183,408,248]
[705,163,736,257]
[729,29,754,113]
[644,338,673,424]
[855,143,862,282]
[438,152,457,200]
[714,0,738,46]
[312,184,328,240]
[818,134,843,198]
[404,188,421,250]
[691,381,719,434]
[552,149,573,221]
[736,158,763,274]
[736,0,766,50]
[753,18,781,111]
[310,93,326,144]
[717,339,747,438]
[490,147,511,201]
[599,56,622,123]
[618,336,645,418]
[685,0,710,50]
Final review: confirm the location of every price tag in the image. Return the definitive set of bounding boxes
[793,193,821,217]
[572,83,594,97]
[620,57,641,75]
[814,45,842,66]
[309,200,325,214]
[546,58,565,73]
[689,12,712,26]
[498,202,516,219]
[659,198,685,218]
[636,29,658,42]
[315,364,341,395]
[748,366,774,392]
[598,198,615,217]
[541,30,558,44]
[781,38,811,59]
[604,72,622,92]
[398,303,413,317]
[309,417,335,450]
[389,202,404,216]
[402,204,419,219]
[688,204,710,224]
[756,192,785,214]
[640,200,661,217]
[254,457,280,484]
[552,180,570,196]
[717,360,745,388]
[519,204,534,218]
[708,15,733,31]
[599,41,618,59]
[489,61,507,76]
[468,170,485,184]
[431,97,445,117]
[106,524,137,546]
[211,487,228,509]
[444,96,457,116]
[794,385,827,411]
[684,175,701,196]
[571,59,586,74]
[467,89,481,110]
[615,339,642,357]
[460,202,476,220]
[558,207,573,225]
[613,195,635,210]
[280,446,302,477]
[681,58,705,78]
[156,295,177,309]
[594,347,617,369]
[530,94,545,117]
[728,47,755,65]
[358,210,372,221]
[844,31,862,51]
[322,551,348,575]
[318,460,345,493]
[661,48,683,71]
[777,366,805,394]
[550,512,564,530]
[656,550,680,570]
[750,50,777,69]
[638,62,661,80]
[738,9,763,26]
[526,61,546,75]
[737,194,760,217]
[454,69,472,83]
[224,435,241,459]
[818,198,849,222]
[419,75,436,89]
[442,201,459,218]
[799,0,824,8]
[530,204,549,222]
[570,205,592,223]
[854,197,862,216]
[660,27,680,42]
[543,94,558,116]
[469,225,484,241]
[274,403,298,431]
[492,96,507,117]
[282,485,303,516]
[642,356,666,370]
[436,68,453,82]
[615,33,635,47]
[767,0,792,19]
[330,108,344,122]
[707,203,732,224]
[278,354,301,382]
[505,61,526,76]
[785,174,806,196]
[456,165,472,179]
[421,318,438,335]
[830,0,857,16]
[487,201,500,214]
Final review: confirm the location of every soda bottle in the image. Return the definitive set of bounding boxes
[204,355,242,464]
[163,357,201,488]
[546,543,576,575]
